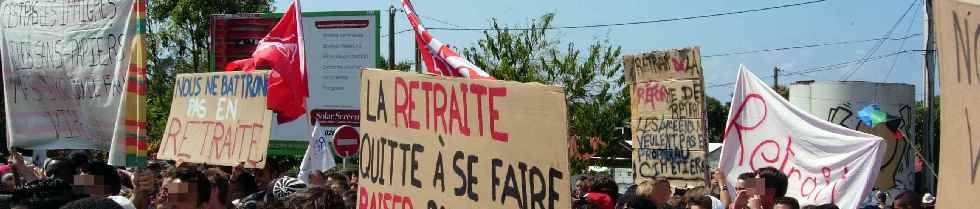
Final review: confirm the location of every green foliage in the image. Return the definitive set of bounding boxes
[462,14,627,174]
[706,97,730,143]
[145,0,273,152]
[378,57,415,72]
[915,97,940,149]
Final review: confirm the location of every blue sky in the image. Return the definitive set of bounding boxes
[273,0,928,101]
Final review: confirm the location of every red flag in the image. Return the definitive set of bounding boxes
[401,0,494,80]
[226,0,308,123]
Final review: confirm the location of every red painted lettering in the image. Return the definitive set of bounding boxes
[433,83,448,134]
[750,140,780,171]
[449,85,471,136]
[421,81,433,130]
[470,84,487,137]
[488,87,508,142]
[395,77,409,128]
[408,81,420,129]
[162,118,182,155]
[724,93,768,166]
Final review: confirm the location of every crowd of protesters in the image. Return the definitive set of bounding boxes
[0,150,359,209]
[572,166,935,209]
[0,149,938,209]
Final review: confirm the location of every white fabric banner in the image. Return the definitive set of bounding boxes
[718,66,884,208]
[298,123,337,183]
[1,0,137,149]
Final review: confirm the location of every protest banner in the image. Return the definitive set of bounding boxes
[358,69,571,209]
[788,82,917,200]
[719,66,884,208]
[0,0,143,151]
[211,11,380,156]
[627,47,709,186]
[934,0,980,207]
[158,71,273,168]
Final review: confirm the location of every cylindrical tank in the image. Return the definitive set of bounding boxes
[789,81,916,202]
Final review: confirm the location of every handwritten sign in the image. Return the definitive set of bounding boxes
[624,48,703,81]
[358,69,571,209]
[1,0,138,149]
[627,47,708,185]
[719,67,883,208]
[935,0,980,207]
[158,71,273,168]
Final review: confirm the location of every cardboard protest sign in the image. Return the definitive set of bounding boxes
[0,0,141,150]
[628,47,709,186]
[158,71,273,168]
[934,0,980,207]
[624,48,703,81]
[358,69,571,209]
[719,66,884,208]
[632,80,704,119]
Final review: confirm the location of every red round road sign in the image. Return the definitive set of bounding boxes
[332,125,360,157]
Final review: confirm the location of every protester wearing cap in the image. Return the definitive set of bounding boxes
[920,193,934,208]
[272,177,306,201]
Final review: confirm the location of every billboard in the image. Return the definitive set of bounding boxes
[210,11,380,156]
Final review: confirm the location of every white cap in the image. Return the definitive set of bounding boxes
[922,193,936,204]
[108,195,137,209]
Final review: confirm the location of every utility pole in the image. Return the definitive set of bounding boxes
[922,0,937,194]
[415,38,421,73]
[773,66,780,88]
[388,6,396,71]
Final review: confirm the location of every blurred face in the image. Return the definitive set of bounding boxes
[254,168,276,188]
[2,173,16,191]
[652,182,670,204]
[689,205,708,209]
[735,179,748,192]
[669,195,683,206]
[327,176,345,186]
[160,178,199,209]
[894,198,919,209]
[203,186,226,209]
[575,181,588,195]
[330,183,346,194]
[74,174,110,197]
[310,172,325,186]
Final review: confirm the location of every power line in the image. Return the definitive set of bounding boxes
[707,50,919,88]
[383,0,825,39]
[841,0,920,80]
[381,10,460,38]
[882,1,923,82]
[783,50,917,76]
[702,33,921,58]
[421,0,827,31]
[419,14,464,28]
[381,28,412,38]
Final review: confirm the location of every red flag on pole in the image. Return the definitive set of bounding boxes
[226,0,308,123]
[401,0,494,80]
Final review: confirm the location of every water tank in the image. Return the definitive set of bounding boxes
[789,81,916,201]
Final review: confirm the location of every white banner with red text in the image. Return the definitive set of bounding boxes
[718,66,884,208]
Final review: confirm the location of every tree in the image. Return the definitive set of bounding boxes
[378,57,414,72]
[915,97,940,152]
[462,14,627,173]
[705,96,730,143]
[145,0,274,152]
